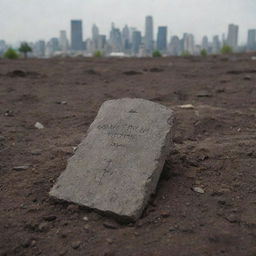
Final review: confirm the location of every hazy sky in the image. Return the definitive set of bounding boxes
[1,0,255,44]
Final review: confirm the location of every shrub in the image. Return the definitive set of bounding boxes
[221,45,233,55]
[200,49,207,57]
[4,48,19,59]
[181,50,191,57]
[93,50,102,57]
[152,50,162,57]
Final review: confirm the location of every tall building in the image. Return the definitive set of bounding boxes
[110,25,122,52]
[59,30,69,53]
[122,25,130,51]
[227,24,239,51]
[157,26,167,52]
[132,30,142,55]
[145,16,154,54]
[71,20,84,51]
[169,36,181,56]
[183,33,194,54]
[247,29,256,51]
[202,36,209,51]
[34,40,45,57]
[212,35,221,54]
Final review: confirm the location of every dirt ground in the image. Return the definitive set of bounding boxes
[0,55,256,256]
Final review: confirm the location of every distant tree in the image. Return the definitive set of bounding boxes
[19,42,32,58]
[152,50,162,57]
[220,45,233,55]
[200,49,207,57]
[93,50,102,57]
[181,50,191,57]
[3,48,19,59]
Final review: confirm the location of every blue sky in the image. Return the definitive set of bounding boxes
[0,0,255,44]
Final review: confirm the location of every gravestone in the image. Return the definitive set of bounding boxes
[50,98,174,221]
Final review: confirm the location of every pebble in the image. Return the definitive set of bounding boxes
[106,238,113,244]
[103,221,119,229]
[179,104,194,109]
[38,222,49,232]
[193,187,205,194]
[225,214,239,223]
[160,210,170,218]
[71,241,81,249]
[244,75,252,81]
[0,135,5,141]
[13,166,30,171]
[43,215,57,222]
[35,122,44,129]
[83,216,89,221]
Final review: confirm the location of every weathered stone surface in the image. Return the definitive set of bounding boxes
[50,98,174,221]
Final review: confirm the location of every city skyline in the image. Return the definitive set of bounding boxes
[1,0,255,44]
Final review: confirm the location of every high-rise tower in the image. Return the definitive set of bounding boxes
[145,16,154,54]
[157,26,167,52]
[227,24,239,51]
[71,20,83,51]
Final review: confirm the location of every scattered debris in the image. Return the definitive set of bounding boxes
[4,110,14,117]
[193,187,205,194]
[13,166,30,171]
[179,104,194,109]
[35,122,44,129]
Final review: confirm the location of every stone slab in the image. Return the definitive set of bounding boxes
[50,98,174,221]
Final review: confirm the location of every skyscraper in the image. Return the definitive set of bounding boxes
[132,31,142,55]
[71,20,84,51]
[247,29,256,51]
[212,35,221,54]
[202,36,209,51]
[183,33,194,54]
[157,26,167,52]
[59,30,69,53]
[227,24,239,51]
[169,36,181,56]
[145,16,154,54]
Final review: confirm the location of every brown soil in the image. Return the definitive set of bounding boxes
[0,55,256,256]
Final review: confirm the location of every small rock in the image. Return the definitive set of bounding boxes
[225,214,239,223]
[0,135,5,141]
[193,187,205,194]
[106,238,113,244]
[59,249,68,256]
[103,221,119,230]
[13,166,30,171]
[4,110,14,117]
[169,226,177,232]
[244,75,252,81]
[251,56,256,61]
[160,210,170,218]
[83,216,89,221]
[38,222,49,232]
[22,239,31,248]
[31,150,42,155]
[35,122,44,129]
[179,104,194,109]
[71,241,81,249]
[43,215,57,222]
[31,240,36,247]
[56,101,67,105]
[196,90,212,97]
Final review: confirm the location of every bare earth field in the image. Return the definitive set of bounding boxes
[0,55,256,256]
